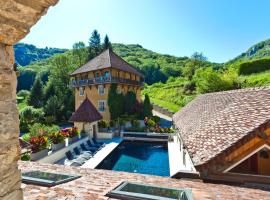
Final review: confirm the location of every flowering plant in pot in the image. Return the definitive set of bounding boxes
[61,127,79,145]
[48,132,65,151]
[29,135,49,161]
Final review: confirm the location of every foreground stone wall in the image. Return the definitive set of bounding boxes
[0,44,23,199]
[0,1,59,199]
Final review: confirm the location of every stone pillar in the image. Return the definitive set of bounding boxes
[0,44,23,200]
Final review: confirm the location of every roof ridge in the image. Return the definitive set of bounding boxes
[200,86,270,97]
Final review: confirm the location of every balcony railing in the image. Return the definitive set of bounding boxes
[71,76,144,88]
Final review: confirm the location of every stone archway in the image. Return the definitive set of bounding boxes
[0,1,59,199]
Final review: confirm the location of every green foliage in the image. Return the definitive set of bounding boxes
[131,119,140,128]
[21,153,30,161]
[124,91,137,114]
[14,43,66,66]
[191,52,208,61]
[108,84,125,119]
[238,57,270,75]
[103,34,112,50]
[20,106,44,127]
[239,70,270,87]
[28,76,44,108]
[72,42,88,66]
[17,90,30,99]
[143,94,153,117]
[193,67,234,93]
[98,120,109,128]
[28,123,60,137]
[88,29,102,59]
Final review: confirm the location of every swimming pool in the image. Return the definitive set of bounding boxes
[96,141,169,176]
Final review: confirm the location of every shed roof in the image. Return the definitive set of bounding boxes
[69,98,102,123]
[70,49,143,77]
[173,86,270,166]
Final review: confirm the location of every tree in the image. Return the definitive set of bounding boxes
[191,52,208,61]
[124,91,137,114]
[143,94,153,117]
[108,84,125,120]
[103,34,112,50]
[43,81,56,103]
[72,41,88,66]
[193,67,233,93]
[88,29,101,59]
[19,106,45,131]
[28,76,44,108]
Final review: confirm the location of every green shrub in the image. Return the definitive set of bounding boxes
[21,133,31,142]
[151,116,161,123]
[21,152,30,161]
[131,119,140,128]
[238,57,270,75]
[98,120,109,128]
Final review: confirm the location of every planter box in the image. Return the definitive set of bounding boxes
[30,149,49,161]
[52,142,65,151]
[68,136,79,144]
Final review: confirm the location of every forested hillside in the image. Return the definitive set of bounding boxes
[14,43,67,66]
[16,35,270,115]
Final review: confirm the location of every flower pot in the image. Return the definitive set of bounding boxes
[52,142,65,151]
[30,149,49,161]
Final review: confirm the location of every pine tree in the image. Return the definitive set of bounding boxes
[88,29,101,59]
[103,34,112,50]
[143,94,153,117]
[28,76,44,108]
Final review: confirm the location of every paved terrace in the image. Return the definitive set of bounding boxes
[19,161,270,200]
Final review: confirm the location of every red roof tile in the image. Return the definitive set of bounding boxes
[69,98,102,123]
[70,49,143,77]
[19,161,270,200]
[173,86,270,166]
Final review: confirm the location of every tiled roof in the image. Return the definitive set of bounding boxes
[69,98,102,123]
[173,86,270,166]
[19,161,270,200]
[70,49,143,77]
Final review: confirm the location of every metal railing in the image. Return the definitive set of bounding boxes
[71,76,143,87]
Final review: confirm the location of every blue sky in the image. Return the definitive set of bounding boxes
[21,0,270,63]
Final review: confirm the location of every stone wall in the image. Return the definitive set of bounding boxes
[0,44,23,199]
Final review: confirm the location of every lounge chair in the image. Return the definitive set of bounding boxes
[86,140,101,150]
[80,143,96,155]
[73,147,92,160]
[87,139,103,150]
[64,151,86,166]
[93,138,105,146]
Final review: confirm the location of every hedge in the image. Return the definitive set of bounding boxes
[238,57,270,75]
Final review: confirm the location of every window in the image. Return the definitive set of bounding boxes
[22,171,81,187]
[98,85,105,95]
[79,87,84,96]
[107,181,193,200]
[104,71,110,79]
[98,100,106,112]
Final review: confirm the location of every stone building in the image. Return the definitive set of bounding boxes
[173,87,270,184]
[70,49,144,122]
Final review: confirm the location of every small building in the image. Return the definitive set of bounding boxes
[70,49,144,122]
[69,98,102,138]
[173,86,270,184]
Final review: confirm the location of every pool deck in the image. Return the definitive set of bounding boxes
[168,136,182,176]
[81,137,123,169]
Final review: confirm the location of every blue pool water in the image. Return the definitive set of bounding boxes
[97,141,169,176]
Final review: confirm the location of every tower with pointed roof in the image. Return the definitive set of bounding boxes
[70,49,144,128]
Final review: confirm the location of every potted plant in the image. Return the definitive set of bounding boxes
[29,135,49,161]
[63,127,79,144]
[48,132,65,151]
